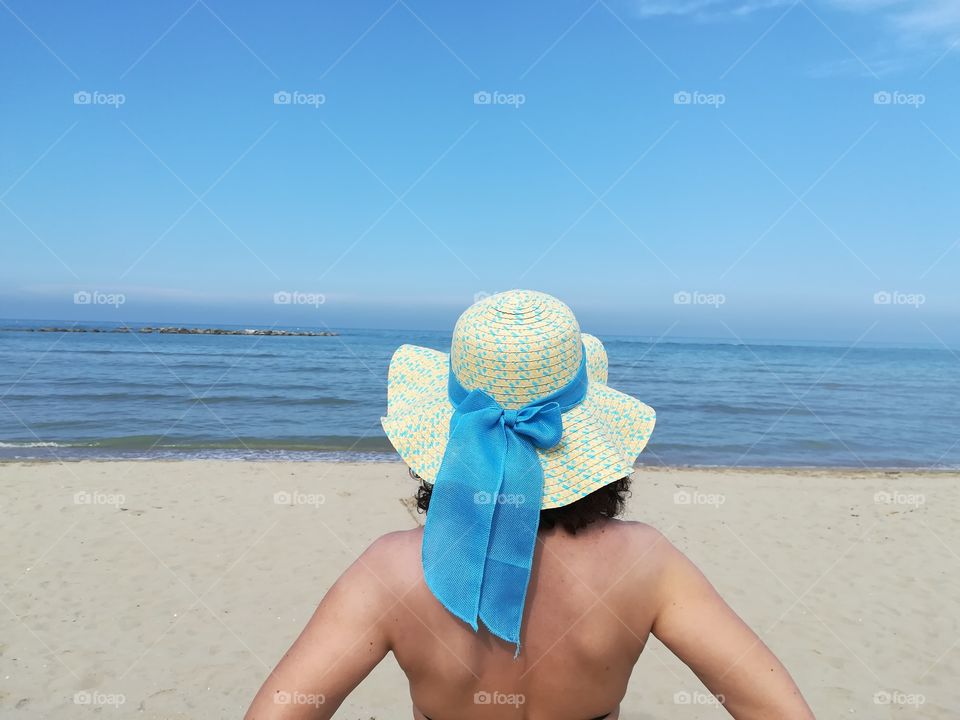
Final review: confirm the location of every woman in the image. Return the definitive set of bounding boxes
[245,290,815,719]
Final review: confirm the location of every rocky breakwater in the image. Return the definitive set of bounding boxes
[13,326,338,337]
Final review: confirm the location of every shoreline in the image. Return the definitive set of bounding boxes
[1,456,956,476]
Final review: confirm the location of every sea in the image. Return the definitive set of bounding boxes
[1,319,958,469]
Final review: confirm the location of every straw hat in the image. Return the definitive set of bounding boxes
[381,289,656,509]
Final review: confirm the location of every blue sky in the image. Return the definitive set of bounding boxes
[1,0,958,344]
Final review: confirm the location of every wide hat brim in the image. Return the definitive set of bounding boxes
[381,334,656,509]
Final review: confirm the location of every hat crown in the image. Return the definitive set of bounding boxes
[451,290,583,409]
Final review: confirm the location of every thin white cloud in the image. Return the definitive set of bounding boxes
[636,0,960,38]
[633,0,960,71]
[636,0,794,20]
[828,0,960,37]
[824,0,960,72]
[887,1,960,41]
[827,0,902,9]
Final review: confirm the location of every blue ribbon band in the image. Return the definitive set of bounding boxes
[421,346,589,652]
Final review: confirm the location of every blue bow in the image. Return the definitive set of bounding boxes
[421,350,589,652]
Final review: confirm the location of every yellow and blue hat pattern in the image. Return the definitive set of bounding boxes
[381,290,656,509]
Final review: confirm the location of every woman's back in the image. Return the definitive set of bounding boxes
[391,521,656,720]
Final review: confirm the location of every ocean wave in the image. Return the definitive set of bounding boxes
[0,435,394,452]
[196,395,358,406]
[2,392,180,402]
[52,348,286,359]
[0,441,67,448]
[0,392,361,406]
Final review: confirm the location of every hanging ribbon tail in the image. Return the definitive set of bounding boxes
[421,397,505,631]
[477,430,544,651]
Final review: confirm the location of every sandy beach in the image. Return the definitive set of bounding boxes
[1,460,957,718]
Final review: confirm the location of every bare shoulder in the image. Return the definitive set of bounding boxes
[364,527,422,559]
[352,528,423,588]
[609,518,670,545]
[312,529,424,642]
[612,520,705,589]
[600,519,678,568]
[553,519,683,602]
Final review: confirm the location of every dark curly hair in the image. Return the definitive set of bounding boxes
[411,469,631,535]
